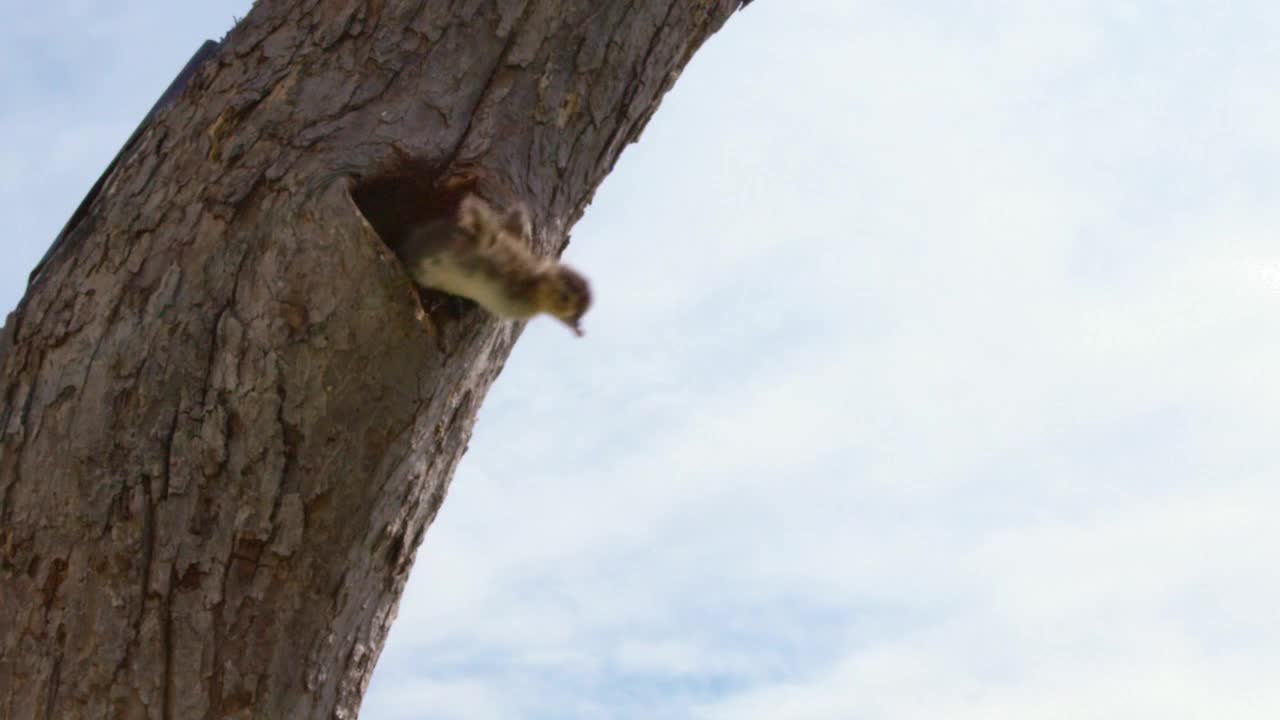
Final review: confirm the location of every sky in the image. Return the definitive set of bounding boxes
[4,2,1279,719]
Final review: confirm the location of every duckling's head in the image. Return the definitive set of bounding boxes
[535,265,592,336]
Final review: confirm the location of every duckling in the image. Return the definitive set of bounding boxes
[396,194,592,336]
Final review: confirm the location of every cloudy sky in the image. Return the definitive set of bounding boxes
[4,2,1279,718]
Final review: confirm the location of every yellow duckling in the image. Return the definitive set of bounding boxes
[397,194,592,336]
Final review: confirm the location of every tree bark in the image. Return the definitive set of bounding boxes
[0,1,744,717]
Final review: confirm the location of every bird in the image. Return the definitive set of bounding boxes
[396,194,592,336]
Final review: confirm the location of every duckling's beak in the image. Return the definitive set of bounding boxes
[561,317,584,337]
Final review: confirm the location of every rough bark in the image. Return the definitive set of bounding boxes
[0,1,745,718]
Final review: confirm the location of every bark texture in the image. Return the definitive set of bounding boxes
[0,1,744,717]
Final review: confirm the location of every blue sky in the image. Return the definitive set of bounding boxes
[4,2,1279,719]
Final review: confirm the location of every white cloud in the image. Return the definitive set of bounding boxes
[694,478,1280,720]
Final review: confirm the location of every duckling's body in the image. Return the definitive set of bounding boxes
[397,195,591,335]
[406,242,543,320]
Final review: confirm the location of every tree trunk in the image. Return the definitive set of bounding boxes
[0,1,744,717]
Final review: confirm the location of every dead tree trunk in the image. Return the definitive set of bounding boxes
[0,1,745,717]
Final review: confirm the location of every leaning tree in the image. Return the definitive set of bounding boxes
[0,1,749,717]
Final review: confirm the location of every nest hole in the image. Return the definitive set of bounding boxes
[350,156,484,325]
[350,156,477,253]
